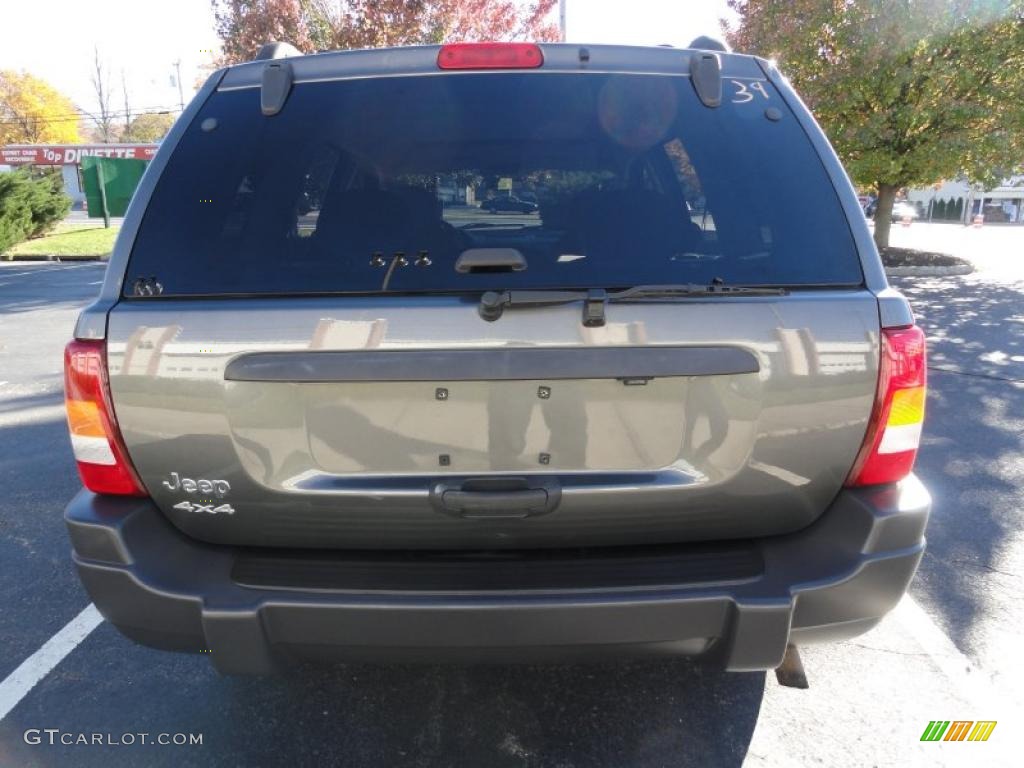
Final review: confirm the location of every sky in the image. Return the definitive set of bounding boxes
[566,0,735,49]
[2,1,224,124]
[1,0,734,128]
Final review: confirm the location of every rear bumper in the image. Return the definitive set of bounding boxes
[65,476,929,674]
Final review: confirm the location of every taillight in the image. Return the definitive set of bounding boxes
[64,339,147,496]
[846,325,927,487]
[437,42,544,70]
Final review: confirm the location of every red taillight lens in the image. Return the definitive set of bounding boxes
[846,325,927,487]
[64,339,147,496]
[437,42,544,70]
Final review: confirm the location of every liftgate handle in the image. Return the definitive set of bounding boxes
[430,478,561,519]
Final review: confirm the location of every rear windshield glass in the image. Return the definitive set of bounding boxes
[126,71,862,296]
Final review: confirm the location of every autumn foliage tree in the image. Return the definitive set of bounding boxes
[726,1,1024,248]
[213,0,312,63]
[122,112,177,142]
[213,0,559,64]
[0,71,82,145]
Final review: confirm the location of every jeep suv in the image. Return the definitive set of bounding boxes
[63,41,929,674]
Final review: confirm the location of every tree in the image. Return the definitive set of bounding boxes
[0,71,81,145]
[213,0,313,65]
[212,0,559,64]
[725,1,1024,248]
[23,168,71,237]
[0,168,71,255]
[0,173,32,254]
[88,46,116,143]
[121,70,134,140]
[123,112,176,142]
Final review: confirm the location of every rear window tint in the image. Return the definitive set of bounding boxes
[126,72,862,296]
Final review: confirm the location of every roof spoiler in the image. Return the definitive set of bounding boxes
[689,36,730,53]
[255,41,302,61]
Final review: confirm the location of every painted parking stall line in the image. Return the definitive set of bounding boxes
[0,264,101,278]
[0,604,103,722]
[894,595,1018,716]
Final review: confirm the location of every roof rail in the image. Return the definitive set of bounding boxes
[255,41,302,61]
[689,36,730,53]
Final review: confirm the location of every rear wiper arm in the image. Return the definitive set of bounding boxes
[479,284,787,326]
[479,288,599,322]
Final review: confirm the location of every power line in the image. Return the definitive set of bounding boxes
[0,106,179,127]
[0,110,177,125]
[1,102,180,121]
[173,60,185,112]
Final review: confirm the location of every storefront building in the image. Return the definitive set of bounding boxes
[0,144,159,208]
[907,176,1024,224]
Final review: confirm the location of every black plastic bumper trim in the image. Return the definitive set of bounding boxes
[231,540,764,594]
[65,475,929,674]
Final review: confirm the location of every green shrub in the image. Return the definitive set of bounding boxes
[0,173,34,254]
[26,169,71,237]
[0,168,71,253]
[954,198,964,221]
[934,198,946,220]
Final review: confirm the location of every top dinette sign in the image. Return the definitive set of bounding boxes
[0,144,159,165]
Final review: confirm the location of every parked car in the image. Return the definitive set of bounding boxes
[482,195,539,213]
[892,201,920,221]
[864,199,918,221]
[64,40,928,675]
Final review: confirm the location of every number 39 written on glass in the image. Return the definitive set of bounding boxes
[731,80,770,103]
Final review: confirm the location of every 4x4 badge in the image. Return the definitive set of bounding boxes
[173,501,235,515]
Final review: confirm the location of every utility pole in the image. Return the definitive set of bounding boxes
[173,59,185,112]
[96,160,111,229]
[559,0,567,42]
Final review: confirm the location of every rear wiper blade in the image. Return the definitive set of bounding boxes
[479,284,787,326]
[611,283,788,300]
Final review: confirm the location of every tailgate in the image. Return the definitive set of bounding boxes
[106,292,879,549]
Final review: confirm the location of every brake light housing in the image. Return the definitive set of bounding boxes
[846,325,927,487]
[64,339,147,496]
[437,42,544,70]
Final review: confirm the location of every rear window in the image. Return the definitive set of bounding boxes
[126,71,862,296]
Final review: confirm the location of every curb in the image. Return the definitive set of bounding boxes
[884,264,974,277]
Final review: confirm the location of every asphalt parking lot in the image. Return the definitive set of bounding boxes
[0,225,1021,767]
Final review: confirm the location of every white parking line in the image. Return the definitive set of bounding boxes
[893,595,1016,714]
[0,579,1011,728]
[0,604,103,722]
[0,264,101,277]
